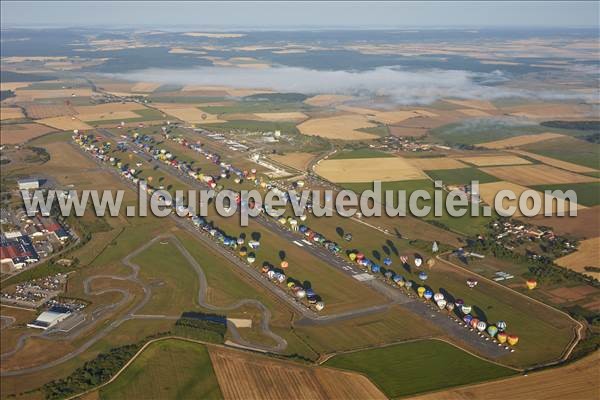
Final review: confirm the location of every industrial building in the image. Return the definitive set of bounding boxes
[17,178,40,190]
[27,306,72,330]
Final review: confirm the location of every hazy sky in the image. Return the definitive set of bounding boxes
[1,1,598,29]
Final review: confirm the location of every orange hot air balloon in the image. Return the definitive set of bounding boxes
[526,279,537,290]
[281,261,289,269]
[497,332,508,344]
[148,176,153,183]
[507,334,519,346]
[470,318,480,329]
[417,286,426,298]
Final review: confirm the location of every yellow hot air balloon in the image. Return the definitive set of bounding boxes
[507,334,519,346]
[417,286,426,298]
[128,154,133,160]
[349,253,357,261]
[526,279,537,290]
[148,176,153,183]
[497,332,508,344]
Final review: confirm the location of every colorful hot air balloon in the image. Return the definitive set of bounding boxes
[487,325,498,337]
[497,332,508,344]
[424,289,433,300]
[446,302,455,313]
[417,286,426,298]
[247,255,256,263]
[476,321,487,332]
[426,258,435,269]
[497,321,507,331]
[349,253,357,261]
[470,318,480,329]
[526,279,537,290]
[461,305,472,314]
[455,299,464,307]
[383,257,392,266]
[356,252,365,260]
[463,315,473,324]
[507,334,519,346]
[418,271,428,281]
[466,278,478,288]
[400,255,408,264]
[280,261,289,269]
[433,293,444,302]
[437,299,447,310]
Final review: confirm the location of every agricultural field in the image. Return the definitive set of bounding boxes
[426,167,499,185]
[531,182,600,207]
[268,152,316,171]
[409,351,600,400]
[99,339,223,400]
[0,123,56,144]
[555,237,600,280]
[508,150,598,173]
[22,102,75,119]
[459,155,532,166]
[208,346,386,400]
[480,165,598,186]
[406,157,467,170]
[297,114,379,140]
[35,115,92,131]
[520,136,600,170]
[0,106,24,120]
[325,340,516,398]
[315,157,425,182]
[478,133,565,149]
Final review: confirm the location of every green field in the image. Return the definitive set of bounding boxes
[325,340,516,398]
[201,100,310,114]
[532,182,600,207]
[330,148,391,159]
[426,168,499,185]
[99,339,223,400]
[87,108,165,125]
[341,180,491,236]
[521,136,600,170]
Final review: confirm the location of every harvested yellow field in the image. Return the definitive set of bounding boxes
[407,157,467,170]
[152,103,225,124]
[409,351,600,400]
[459,155,532,166]
[457,108,492,117]
[13,88,94,101]
[315,157,426,183]
[478,181,585,217]
[36,116,92,131]
[0,107,24,121]
[253,112,308,122]
[23,103,74,119]
[304,94,352,107]
[0,82,31,91]
[509,150,598,173]
[478,133,565,149]
[443,99,497,110]
[481,164,598,185]
[131,82,162,93]
[556,238,600,279]
[270,152,315,171]
[0,123,56,145]
[297,114,378,140]
[337,105,438,124]
[209,346,386,400]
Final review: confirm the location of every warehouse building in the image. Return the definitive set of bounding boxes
[27,306,72,330]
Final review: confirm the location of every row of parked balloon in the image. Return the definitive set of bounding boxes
[347,251,433,276]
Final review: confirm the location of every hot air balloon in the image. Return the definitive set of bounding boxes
[497,321,507,331]
[432,241,439,253]
[400,255,408,264]
[356,252,365,261]
[405,280,413,290]
[383,257,392,266]
[470,318,480,329]
[237,237,245,245]
[476,321,487,332]
[455,299,464,307]
[393,275,403,285]
[487,325,498,337]
[497,332,508,344]
[461,305,472,314]
[437,299,447,310]
[371,264,381,273]
[426,258,435,269]
[414,257,423,268]
[280,261,289,269]
[287,281,295,288]
[349,253,357,261]
[239,247,247,257]
[417,286,426,298]
[384,270,393,279]
[433,293,444,302]
[466,278,478,288]
[261,265,269,273]
[526,279,537,290]
[507,334,519,346]
[267,270,276,280]
[247,255,256,263]
[315,301,325,311]
[463,315,473,324]
[424,289,433,300]
[296,289,306,299]
[418,271,428,281]
[446,302,455,313]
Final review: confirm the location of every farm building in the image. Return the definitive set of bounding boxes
[17,178,40,190]
[27,306,72,330]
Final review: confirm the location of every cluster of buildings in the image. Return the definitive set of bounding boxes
[1,204,71,272]
[489,220,574,252]
[373,136,436,152]
[26,299,86,331]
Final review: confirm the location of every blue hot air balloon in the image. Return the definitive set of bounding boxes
[418,271,428,281]
[463,314,473,324]
[383,257,392,266]
[371,264,381,273]
[424,289,433,300]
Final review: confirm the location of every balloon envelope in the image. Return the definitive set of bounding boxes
[508,334,519,346]
[461,305,472,314]
[433,293,444,302]
[497,332,508,344]
[437,299,447,309]
[487,325,498,337]
[418,272,428,281]
[424,289,433,300]
[463,315,473,324]
[476,321,487,332]
[417,286,426,297]
[497,321,507,331]
[526,279,537,290]
[446,303,455,312]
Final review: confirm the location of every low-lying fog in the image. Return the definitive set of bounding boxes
[114,66,596,105]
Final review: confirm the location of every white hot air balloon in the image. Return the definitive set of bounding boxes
[436,299,447,310]
[476,321,487,332]
[433,293,444,302]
